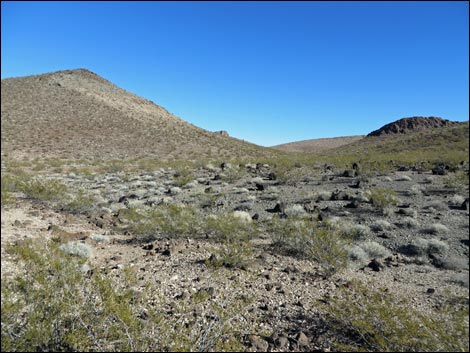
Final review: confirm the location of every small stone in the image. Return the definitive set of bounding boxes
[275,335,290,349]
[248,335,269,352]
[265,283,274,291]
[296,332,310,347]
[426,288,435,294]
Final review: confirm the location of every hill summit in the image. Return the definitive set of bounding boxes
[1,69,273,160]
[367,116,460,137]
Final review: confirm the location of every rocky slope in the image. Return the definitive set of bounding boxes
[1,69,275,161]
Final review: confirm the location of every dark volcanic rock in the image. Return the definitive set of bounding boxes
[367,117,460,137]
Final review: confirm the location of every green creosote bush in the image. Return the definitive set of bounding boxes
[443,170,469,189]
[1,178,12,206]
[325,280,469,352]
[220,167,248,183]
[61,189,97,214]
[205,213,257,269]
[19,178,70,203]
[1,240,156,352]
[270,216,349,277]
[173,166,195,187]
[2,239,250,352]
[118,204,204,240]
[365,188,399,209]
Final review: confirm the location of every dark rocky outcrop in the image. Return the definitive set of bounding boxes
[367,117,460,137]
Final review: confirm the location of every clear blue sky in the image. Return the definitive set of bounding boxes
[2,1,469,146]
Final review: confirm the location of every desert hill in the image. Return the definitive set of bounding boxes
[1,69,276,161]
[271,135,364,153]
[367,116,461,137]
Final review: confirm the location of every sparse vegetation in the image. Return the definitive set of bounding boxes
[365,188,400,209]
[270,216,349,276]
[2,72,469,352]
[205,213,256,269]
[325,280,469,352]
[1,239,255,352]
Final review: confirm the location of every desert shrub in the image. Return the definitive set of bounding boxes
[396,174,412,181]
[1,173,30,195]
[341,223,370,240]
[61,189,96,214]
[284,204,308,217]
[314,190,333,201]
[2,239,250,352]
[424,200,447,211]
[1,177,12,206]
[400,238,449,257]
[220,167,248,183]
[406,184,424,196]
[118,204,203,240]
[444,170,469,189]
[173,167,195,187]
[19,178,70,203]
[396,207,418,218]
[366,188,399,209]
[358,241,392,259]
[423,223,450,235]
[449,194,466,207]
[59,241,93,258]
[270,217,349,276]
[205,213,257,269]
[325,280,469,352]
[348,245,368,262]
[399,217,420,229]
[1,240,153,352]
[370,220,392,232]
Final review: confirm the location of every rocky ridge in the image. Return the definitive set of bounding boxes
[367,116,461,137]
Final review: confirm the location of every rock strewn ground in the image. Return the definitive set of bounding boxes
[2,161,469,351]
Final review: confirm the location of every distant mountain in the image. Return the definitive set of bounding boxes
[367,116,461,137]
[271,136,364,153]
[1,69,275,160]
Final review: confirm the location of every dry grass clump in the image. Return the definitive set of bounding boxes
[370,220,393,232]
[449,194,466,207]
[423,223,450,235]
[59,241,93,258]
[341,223,371,240]
[398,217,420,229]
[350,241,391,261]
[399,238,449,257]
[314,190,333,201]
[424,200,448,211]
[406,184,424,196]
[396,174,412,181]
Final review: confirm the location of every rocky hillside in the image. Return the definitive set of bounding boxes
[367,116,461,137]
[1,69,275,161]
[271,136,364,153]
